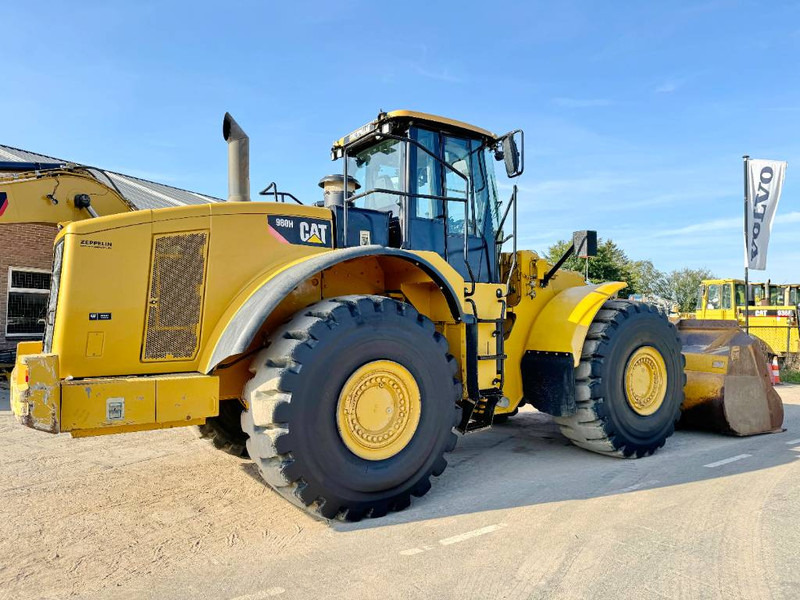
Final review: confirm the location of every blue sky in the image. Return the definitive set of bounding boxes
[3,1,799,280]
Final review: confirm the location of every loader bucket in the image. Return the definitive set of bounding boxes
[678,319,783,436]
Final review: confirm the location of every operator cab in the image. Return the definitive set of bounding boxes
[328,110,523,284]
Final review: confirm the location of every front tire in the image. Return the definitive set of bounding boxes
[555,300,685,458]
[241,296,461,520]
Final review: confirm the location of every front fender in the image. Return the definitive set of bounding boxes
[526,282,628,367]
[200,246,465,372]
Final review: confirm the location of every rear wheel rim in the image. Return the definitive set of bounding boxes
[624,346,668,416]
[336,360,422,461]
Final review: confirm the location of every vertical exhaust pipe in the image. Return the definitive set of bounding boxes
[222,112,250,202]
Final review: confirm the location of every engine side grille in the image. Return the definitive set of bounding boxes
[142,231,209,361]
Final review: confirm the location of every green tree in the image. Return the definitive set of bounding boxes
[664,268,715,312]
[545,238,713,310]
[628,260,669,297]
[547,238,638,291]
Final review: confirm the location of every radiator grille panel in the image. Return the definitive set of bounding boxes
[142,232,208,361]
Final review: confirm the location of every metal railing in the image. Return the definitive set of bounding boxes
[496,185,518,289]
[259,182,302,204]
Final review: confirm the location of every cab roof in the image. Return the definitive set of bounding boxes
[702,279,798,287]
[702,279,745,285]
[333,110,497,150]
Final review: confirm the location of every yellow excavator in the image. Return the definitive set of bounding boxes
[0,166,135,223]
[5,111,782,520]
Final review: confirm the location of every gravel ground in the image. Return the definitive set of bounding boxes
[2,381,799,600]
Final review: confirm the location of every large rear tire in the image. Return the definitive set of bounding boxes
[241,295,461,521]
[555,300,685,458]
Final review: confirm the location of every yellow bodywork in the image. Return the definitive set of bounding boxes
[62,373,217,437]
[499,251,625,412]
[11,342,60,432]
[10,201,624,436]
[524,280,628,365]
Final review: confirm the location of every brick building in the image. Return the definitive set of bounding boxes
[0,145,221,357]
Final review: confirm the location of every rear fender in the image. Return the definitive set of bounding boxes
[201,246,465,372]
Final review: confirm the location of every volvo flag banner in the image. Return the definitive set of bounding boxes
[745,158,787,270]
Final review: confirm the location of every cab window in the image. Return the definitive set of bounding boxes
[707,284,721,310]
[348,138,405,214]
[753,285,765,304]
[722,284,732,309]
[735,284,747,306]
[791,288,799,306]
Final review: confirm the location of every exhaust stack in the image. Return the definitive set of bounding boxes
[222,112,250,202]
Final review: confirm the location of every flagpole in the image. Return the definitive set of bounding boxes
[743,154,750,336]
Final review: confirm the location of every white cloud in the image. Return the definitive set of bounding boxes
[647,211,800,240]
[777,211,800,224]
[654,216,740,237]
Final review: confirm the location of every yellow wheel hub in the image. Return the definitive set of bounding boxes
[336,360,422,461]
[624,346,668,416]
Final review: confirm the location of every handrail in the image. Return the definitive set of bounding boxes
[495,185,518,290]
[259,181,303,204]
[345,187,466,206]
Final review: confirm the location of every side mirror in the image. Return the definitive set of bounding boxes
[573,230,597,258]
[501,130,524,178]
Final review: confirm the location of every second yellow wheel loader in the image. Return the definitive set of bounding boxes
[693,278,800,357]
[6,110,782,520]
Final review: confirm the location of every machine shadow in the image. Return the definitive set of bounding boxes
[332,391,800,531]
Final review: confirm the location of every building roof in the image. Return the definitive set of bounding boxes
[0,144,222,210]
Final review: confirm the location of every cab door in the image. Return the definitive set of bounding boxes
[720,283,735,320]
[406,128,498,283]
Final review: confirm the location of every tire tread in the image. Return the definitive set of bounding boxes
[554,300,685,458]
[241,295,461,521]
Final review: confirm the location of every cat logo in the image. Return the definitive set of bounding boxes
[267,215,333,248]
[300,221,328,245]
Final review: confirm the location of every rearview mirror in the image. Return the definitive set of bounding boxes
[502,130,524,178]
[573,230,597,258]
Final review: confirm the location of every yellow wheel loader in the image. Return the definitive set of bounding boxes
[6,111,782,520]
[695,278,800,357]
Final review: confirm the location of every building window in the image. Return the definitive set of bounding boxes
[6,267,51,338]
